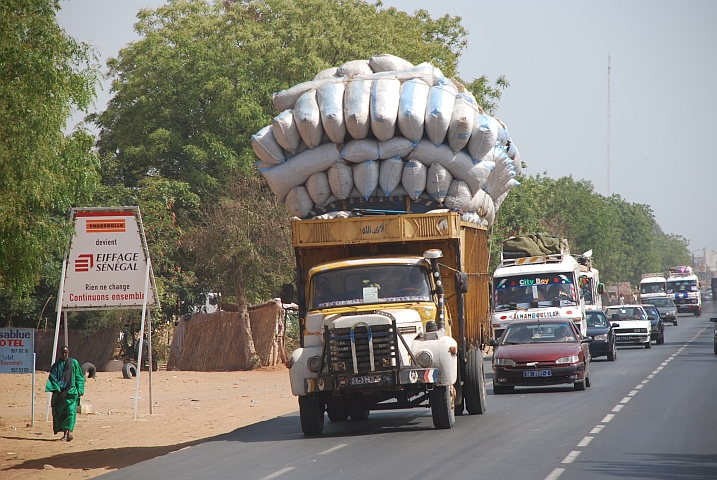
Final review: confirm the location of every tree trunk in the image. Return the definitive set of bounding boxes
[236,283,258,369]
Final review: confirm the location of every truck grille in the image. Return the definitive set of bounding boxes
[328,323,398,374]
[614,328,648,334]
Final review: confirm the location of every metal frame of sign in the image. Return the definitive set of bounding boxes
[48,206,161,421]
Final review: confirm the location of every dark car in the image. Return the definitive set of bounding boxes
[644,296,678,325]
[586,310,616,361]
[712,317,717,355]
[641,304,665,345]
[490,319,591,393]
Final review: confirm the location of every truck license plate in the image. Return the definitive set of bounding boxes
[350,374,383,386]
[524,370,551,377]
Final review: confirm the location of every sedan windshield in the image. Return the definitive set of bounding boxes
[494,273,577,311]
[587,311,609,328]
[646,297,674,308]
[605,307,646,320]
[501,322,576,344]
[310,264,432,309]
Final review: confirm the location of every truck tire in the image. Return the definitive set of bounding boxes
[694,307,701,317]
[464,348,487,415]
[430,385,455,429]
[299,395,324,435]
[326,408,349,422]
[349,409,370,421]
[644,341,651,349]
[81,362,96,379]
[122,362,137,379]
[454,385,464,416]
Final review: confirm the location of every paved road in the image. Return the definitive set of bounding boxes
[102,303,717,480]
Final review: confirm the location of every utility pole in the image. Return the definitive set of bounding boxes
[607,54,611,196]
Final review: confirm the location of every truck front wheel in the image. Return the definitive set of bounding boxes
[430,385,455,429]
[299,395,325,435]
[694,307,701,317]
[464,348,487,415]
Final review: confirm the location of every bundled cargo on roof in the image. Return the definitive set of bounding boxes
[254,54,522,226]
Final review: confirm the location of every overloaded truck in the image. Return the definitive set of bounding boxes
[667,265,701,316]
[491,235,589,339]
[639,273,667,302]
[287,210,491,435]
[577,250,603,311]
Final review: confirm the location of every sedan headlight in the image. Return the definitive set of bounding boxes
[593,334,608,341]
[556,355,579,364]
[493,358,516,367]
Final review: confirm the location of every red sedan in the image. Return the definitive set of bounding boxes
[491,319,592,393]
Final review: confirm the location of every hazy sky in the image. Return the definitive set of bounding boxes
[57,0,717,259]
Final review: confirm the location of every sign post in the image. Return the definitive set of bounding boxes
[1,328,35,426]
[52,207,159,420]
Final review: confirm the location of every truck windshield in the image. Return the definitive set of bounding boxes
[310,264,432,309]
[640,282,666,294]
[667,280,697,293]
[494,273,576,311]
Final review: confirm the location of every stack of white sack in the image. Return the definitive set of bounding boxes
[253,54,521,226]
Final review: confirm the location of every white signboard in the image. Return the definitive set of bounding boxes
[62,210,157,309]
[0,328,34,374]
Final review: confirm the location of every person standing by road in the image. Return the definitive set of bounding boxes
[45,346,84,441]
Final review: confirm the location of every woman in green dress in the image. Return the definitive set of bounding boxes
[45,346,84,441]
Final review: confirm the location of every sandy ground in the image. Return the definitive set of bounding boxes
[0,366,298,479]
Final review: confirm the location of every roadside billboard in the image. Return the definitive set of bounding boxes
[0,328,34,374]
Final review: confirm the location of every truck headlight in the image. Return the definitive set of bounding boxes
[415,350,433,368]
[307,356,322,373]
[493,358,516,367]
[556,355,579,364]
[593,334,608,341]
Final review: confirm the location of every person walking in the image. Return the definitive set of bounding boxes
[45,346,84,441]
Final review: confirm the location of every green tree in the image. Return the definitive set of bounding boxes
[0,0,100,300]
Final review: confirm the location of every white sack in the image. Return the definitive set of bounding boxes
[397,78,430,143]
[284,186,315,218]
[370,77,401,142]
[507,141,518,159]
[447,93,477,153]
[378,136,414,159]
[293,90,324,149]
[283,139,309,160]
[409,140,492,195]
[344,77,372,140]
[314,67,339,80]
[468,113,499,161]
[388,184,408,197]
[273,77,342,112]
[425,81,457,146]
[396,62,444,86]
[489,178,520,202]
[305,171,332,206]
[327,161,354,200]
[353,159,380,200]
[251,125,285,166]
[272,110,301,154]
[444,181,494,217]
[401,159,427,200]
[341,139,379,163]
[261,143,341,201]
[379,157,404,196]
[348,186,380,199]
[321,194,340,207]
[317,80,347,144]
[337,59,373,77]
[496,118,511,145]
[426,163,453,203]
[369,54,414,73]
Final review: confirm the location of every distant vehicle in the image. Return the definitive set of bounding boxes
[667,265,701,316]
[711,317,717,354]
[712,278,717,300]
[490,319,592,393]
[641,304,665,345]
[604,305,652,349]
[644,296,678,325]
[586,309,617,361]
[639,273,667,302]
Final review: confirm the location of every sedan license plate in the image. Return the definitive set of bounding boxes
[350,374,382,386]
[523,370,551,378]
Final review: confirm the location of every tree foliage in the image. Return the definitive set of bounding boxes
[0,0,100,298]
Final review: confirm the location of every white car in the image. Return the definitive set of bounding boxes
[604,305,652,349]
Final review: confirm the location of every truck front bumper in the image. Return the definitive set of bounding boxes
[304,368,439,393]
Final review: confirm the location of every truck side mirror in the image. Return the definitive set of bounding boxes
[454,272,469,294]
[597,283,605,294]
[279,283,295,304]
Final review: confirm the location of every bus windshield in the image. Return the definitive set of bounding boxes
[667,279,697,293]
[494,273,576,311]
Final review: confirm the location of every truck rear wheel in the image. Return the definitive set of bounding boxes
[349,409,369,421]
[430,385,455,429]
[326,408,349,422]
[464,348,487,415]
[299,395,324,435]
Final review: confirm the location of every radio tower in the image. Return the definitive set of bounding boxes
[607,54,611,196]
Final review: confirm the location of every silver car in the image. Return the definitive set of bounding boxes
[644,296,678,325]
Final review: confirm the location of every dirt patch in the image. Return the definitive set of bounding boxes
[0,366,298,479]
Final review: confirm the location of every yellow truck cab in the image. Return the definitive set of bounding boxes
[287,211,491,435]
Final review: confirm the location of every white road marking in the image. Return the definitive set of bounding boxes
[577,436,593,447]
[612,404,624,412]
[258,467,295,480]
[641,379,649,384]
[620,397,631,404]
[590,425,605,434]
[628,390,638,396]
[544,468,565,480]
[601,414,615,422]
[319,444,347,455]
[562,451,581,464]
[635,384,644,389]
